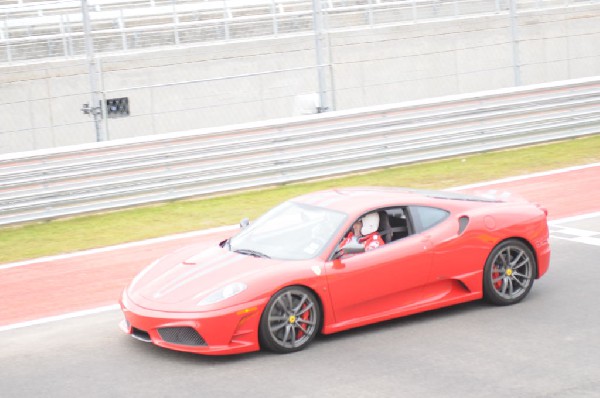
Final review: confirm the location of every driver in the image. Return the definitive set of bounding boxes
[340,212,385,252]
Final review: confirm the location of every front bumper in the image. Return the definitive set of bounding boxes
[119,294,267,356]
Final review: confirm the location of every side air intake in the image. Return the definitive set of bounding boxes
[458,216,470,235]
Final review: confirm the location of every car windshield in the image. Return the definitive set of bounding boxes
[228,201,347,260]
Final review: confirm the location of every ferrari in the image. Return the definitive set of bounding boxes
[119,187,550,355]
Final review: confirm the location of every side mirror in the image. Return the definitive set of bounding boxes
[240,218,250,229]
[219,239,230,249]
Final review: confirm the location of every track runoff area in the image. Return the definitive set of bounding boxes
[0,162,599,332]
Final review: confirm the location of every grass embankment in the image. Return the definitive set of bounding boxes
[1,135,599,264]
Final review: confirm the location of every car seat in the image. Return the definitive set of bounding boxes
[377,211,391,243]
[388,215,408,241]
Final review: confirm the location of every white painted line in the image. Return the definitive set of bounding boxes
[549,213,600,247]
[551,234,600,247]
[0,304,120,333]
[448,162,600,191]
[549,226,599,237]
[0,224,237,271]
[572,236,600,246]
[549,211,600,225]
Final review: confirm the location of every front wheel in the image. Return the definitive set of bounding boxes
[483,239,537,306]
[259,286,321,354]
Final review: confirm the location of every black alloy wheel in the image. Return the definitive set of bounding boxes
[483,239,537,306]
[259,286,321,353]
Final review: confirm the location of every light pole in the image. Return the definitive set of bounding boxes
[509,0,522,86]
[311,0,329,113]
[80,0,107,141]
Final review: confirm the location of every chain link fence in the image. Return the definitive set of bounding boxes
[1,0,599,154]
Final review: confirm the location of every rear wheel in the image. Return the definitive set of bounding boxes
[259,286,321,354]
[483,239,536,306]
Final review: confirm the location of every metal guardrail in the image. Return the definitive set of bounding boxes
[0,76,599,226]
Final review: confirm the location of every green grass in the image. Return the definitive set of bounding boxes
[1,134,599,264]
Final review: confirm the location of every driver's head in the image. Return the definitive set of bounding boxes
[361,212,379,235]
[351,218,362,235]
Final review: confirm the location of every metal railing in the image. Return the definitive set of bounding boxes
[1,0,595,64]
[0,76,598,226]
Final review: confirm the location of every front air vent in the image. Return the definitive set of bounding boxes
[158,327,207,346]
[131,327,152,343]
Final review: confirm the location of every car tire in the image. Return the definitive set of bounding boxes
[259,286,321,354]
[483,239,537,306]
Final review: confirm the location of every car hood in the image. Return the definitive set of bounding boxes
[127,244,279,312]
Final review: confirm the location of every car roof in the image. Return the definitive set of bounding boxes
[292,187,502,215]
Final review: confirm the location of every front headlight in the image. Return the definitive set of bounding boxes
[198,282,247,306]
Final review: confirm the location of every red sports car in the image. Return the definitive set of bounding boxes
[119,187,550,355]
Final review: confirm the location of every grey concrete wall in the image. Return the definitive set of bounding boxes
[1,4,599,154]
[0,60,97,152]
[99,37,320,140]
[331,6,600,109]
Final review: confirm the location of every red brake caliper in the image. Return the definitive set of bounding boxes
[492,263,503,290]
[296,303,311,339]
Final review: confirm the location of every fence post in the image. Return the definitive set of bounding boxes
[171,0,180,45]
[270,0,278,35]
[98,58,110,141]
[59,14,69,57]
[223,0,231,40]
[412,0,418,23]
[119,10,128,51]
[64,13,74,57]
[3,16,11,63]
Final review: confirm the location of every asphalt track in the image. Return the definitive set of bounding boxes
[0,164,599,397]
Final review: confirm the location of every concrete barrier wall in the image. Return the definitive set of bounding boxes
[1,4,599,154]
[331,6,600,109]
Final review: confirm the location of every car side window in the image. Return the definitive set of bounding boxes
[409,206,450,233]
[380,207,410,243]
